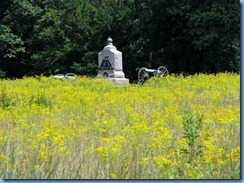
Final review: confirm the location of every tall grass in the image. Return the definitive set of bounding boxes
[0,73,240,179]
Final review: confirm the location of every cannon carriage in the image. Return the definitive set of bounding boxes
[138,66,169,84]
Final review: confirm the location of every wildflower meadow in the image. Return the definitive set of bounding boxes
[0,73,240,179]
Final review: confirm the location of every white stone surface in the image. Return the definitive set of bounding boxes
[109,78,129,85]
[97,37,129,85]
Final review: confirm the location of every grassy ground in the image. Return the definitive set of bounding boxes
[0,73,240,179]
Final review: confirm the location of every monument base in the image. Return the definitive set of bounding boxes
[108,78,129,85]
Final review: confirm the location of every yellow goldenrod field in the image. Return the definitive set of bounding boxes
[0,73,240,179]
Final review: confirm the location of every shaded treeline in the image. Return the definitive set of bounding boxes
[0,0,240,81]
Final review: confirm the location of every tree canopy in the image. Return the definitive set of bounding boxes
[0,0,240,80]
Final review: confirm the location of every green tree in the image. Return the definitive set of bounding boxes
[185,0,240,73]
[32,0,100,75]
[0,0,240,79]
[0,0,42,77]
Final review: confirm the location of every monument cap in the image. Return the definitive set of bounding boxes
[106,37,113,45]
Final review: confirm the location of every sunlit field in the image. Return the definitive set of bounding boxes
[0,73,240,179]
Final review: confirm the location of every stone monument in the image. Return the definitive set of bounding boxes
[97,37,129,85]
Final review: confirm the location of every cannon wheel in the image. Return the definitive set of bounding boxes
[157,66,169,77]
[138,67,148,84]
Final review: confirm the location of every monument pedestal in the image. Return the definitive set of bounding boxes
[97,37,129,85]
[109,78,129,85]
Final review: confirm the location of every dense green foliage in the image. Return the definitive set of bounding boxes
[0,0,240,80]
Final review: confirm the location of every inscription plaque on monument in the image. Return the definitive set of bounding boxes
[97,37,129,85]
